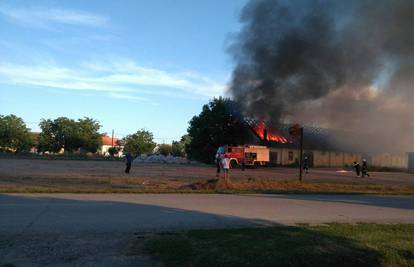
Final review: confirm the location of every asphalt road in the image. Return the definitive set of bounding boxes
[1,193,414,266]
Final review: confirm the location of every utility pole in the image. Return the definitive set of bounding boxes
[111,129,114,147]
[299,127,304,182]
[289,124,304,182]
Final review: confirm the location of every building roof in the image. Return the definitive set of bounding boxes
[101,136,118,146]
[245,119,363,153]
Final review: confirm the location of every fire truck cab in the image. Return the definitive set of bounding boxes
[218,145,270,168]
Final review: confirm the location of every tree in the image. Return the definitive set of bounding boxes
[108,146,119,156]
[158,144,172,156]
[77,117,102,153]
[122,129,156,155]
[172,141,183,157]
[172,134,191,157]
[186,97,252,163]
[0,114,33,152]
[38,117,102,153]
[38,117,77,153]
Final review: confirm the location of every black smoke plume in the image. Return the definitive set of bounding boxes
[228,0,414,153]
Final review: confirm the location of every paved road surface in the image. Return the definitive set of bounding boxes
[1,193,414,266]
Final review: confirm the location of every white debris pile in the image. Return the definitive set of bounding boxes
[133,154,197,164]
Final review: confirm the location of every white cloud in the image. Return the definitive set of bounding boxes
[108,92,158,105]
[109,92,150,102]
[79,59,225,97]
[0,58,226,103]
[0,6,108,28]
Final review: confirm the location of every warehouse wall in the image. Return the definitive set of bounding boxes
[269,148,300,165]
[371,153,408,169]
[269,147,408,169]
[312,151,361,167]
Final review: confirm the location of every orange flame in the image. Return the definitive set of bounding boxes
[254,122,289,143]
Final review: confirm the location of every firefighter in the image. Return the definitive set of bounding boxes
[353,161,361,177]
[303,156,309,174]
[361,159,370,177]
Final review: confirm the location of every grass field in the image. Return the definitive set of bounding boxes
[1,159,414,194]
[129,224,414,267]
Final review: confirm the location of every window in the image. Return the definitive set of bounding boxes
[288,151,294,161]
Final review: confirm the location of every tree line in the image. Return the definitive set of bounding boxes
[1,97,251,162]
[0,115,189,157]
[0,115,106,153]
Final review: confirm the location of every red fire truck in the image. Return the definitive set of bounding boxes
[217,145,270,167]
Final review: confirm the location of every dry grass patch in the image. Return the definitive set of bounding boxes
[2,178,414,194]
[183,179,414,195]
[2,159,414,194]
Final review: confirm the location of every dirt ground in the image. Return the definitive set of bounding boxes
[0,158,413,193]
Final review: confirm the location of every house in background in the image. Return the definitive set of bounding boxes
[99,135,123,157]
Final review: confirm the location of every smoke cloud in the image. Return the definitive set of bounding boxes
[228,0,414,153]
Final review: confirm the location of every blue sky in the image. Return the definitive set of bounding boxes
[0,0,247,142]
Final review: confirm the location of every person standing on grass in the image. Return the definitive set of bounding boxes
[215,150,221,177]
[362,159,370,177]
[125,152,133,174]
[215,146,224,178]
[221,153,231,181]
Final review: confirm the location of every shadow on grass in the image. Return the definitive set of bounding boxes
[138,226,382,267]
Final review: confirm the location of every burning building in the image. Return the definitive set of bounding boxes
[227,0,414,170]
[244,119,409,169]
